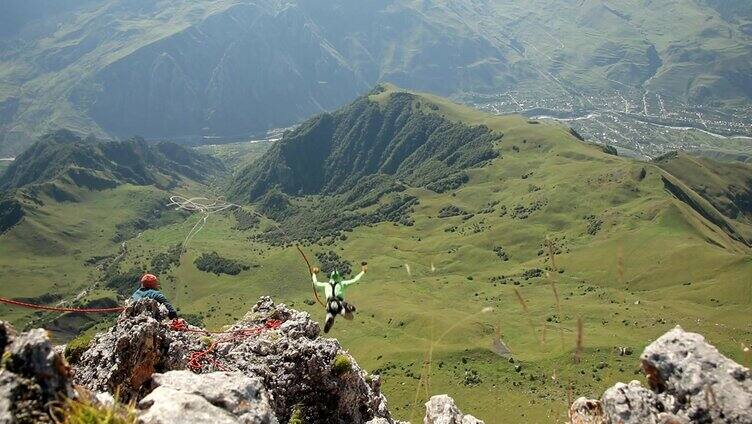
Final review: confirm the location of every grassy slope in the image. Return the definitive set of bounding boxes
[1,87,750,422]
[0,180,197,333]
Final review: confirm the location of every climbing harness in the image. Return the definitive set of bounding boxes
[169,318,282,373]
[0,296,125,314]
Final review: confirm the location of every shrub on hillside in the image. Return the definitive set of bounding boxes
[602,145,618,156]
[194,252,251,276]
[315,251,352,276]
[233,208,260,231]
[150,244,183,275]
[438,205,467,218]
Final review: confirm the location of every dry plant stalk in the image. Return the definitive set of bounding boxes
[546,238,558,273]
[574,317,583,363]
[514,288,529,314]
[616,242,625,285]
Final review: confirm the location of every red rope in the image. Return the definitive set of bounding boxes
[0,296,125,314]
[170,319,282,373]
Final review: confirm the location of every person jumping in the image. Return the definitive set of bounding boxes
[312,262,368,333]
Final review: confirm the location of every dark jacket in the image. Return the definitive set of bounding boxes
[131,288,177,319]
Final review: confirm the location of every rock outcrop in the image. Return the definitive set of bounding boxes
[138,371,277,424]
[73,297,393,423]
[0,321,74,424]
[0,297,481,423]
[570,326,752,424]
[424,395,485,424]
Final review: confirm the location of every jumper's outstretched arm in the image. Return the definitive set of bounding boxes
[312,267,327,288]
[342,263,368,287]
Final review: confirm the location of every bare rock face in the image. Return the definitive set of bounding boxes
[138,371,277,424]
[569,397,605,424]
[73,297,394,423]
[0,321,74,424]
[73,299,196,400]
[570,326,751,424]
[216,297,391,423]
[424,395,485,424]
[642,327,752,423]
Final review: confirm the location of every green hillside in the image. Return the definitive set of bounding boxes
[1,86,750,423]
[0,130,224,193]
[1,0,750,156]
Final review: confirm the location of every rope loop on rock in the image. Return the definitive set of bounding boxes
[170,318,283,373]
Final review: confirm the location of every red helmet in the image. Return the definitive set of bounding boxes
[140,273,159,289]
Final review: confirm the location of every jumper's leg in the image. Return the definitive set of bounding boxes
[324,313,336,333]
[342,301,355,321]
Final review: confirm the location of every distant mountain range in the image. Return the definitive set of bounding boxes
[0,130,222,193]
[1,0,751,156]
[0,129,221,234]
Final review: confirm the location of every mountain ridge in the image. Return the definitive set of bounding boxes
[2,0,751,156]
[229,85,500,202]
[0,129,224,193]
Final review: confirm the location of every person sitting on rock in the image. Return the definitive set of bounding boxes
[131,273,178,319]
[312,263,367,333]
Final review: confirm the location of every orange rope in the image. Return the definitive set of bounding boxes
[296,244,325,308]
[0,296,125,314]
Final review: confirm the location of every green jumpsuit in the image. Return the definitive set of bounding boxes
[312,270,365,333]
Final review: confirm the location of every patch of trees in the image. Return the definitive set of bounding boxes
[522,268,543,280]
[426,172,469,193]
[510,199,547,219]
[602,145,618,156]
[584,214,603,235]
[233,208,260,231]
[105,267,144,296]
[477,200,499,214]
[438,205,468,218]
[315,251,352,276]
[0,197,23,234]
[494,246,510,261]
[194,252,251,276]
[150,244,183,275]
[256,194,419,245]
